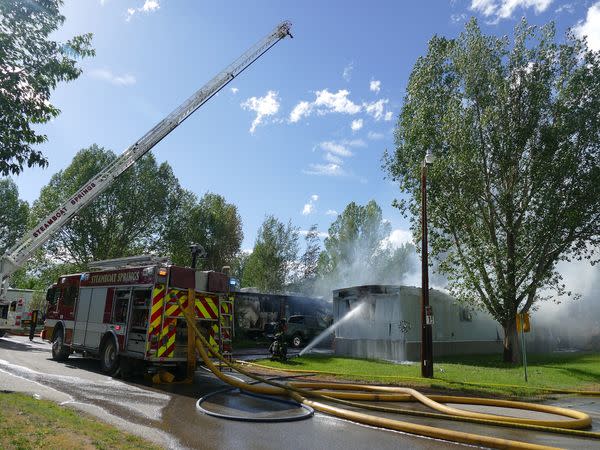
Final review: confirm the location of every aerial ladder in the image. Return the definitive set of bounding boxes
[0,21,292,303]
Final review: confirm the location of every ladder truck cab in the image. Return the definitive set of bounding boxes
[42,256,233,375]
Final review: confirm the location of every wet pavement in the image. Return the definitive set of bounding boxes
[0,335,599,449]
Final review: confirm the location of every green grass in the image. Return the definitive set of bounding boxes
[255,352,600,397]
[0,392,161,450]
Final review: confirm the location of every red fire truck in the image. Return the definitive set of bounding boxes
[42,256,233,376]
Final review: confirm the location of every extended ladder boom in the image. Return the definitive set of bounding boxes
[0,21,292,297]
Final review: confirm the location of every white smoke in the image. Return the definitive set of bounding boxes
[530,259,600,351]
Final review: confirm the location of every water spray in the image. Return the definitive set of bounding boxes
[299,302,365,356]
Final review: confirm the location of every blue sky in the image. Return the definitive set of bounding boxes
[12,0,600,251]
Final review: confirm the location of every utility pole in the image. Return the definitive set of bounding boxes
[421,150,434,378]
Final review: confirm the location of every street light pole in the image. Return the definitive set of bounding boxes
[421,150,434,378]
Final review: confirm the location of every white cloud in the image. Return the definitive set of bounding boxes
[324,152,343,164]
[555,3,574,13]
[126,0,160,21]
[303,163,346,176]
[351,118,363,131]
[302,204,314,215]
[320,141,353,157]
[289,89,361,123]
[382,229,414,249]
[314,89,361,114]
[384,111,393,121]
[369,80,381,93]
[325,209,338,216]
[289,101,311,123]
[301,194,319,215]
[241,90,280,133]
[342,62,354,81]
[451,13,467,23]
[342,138,366,147]
[230,87,239,94]
[142,0,159,11]
[367,131,385,140]
[89,68,136,86]
[290,89,393,124]
[305,139,367,177]
[574,2,600,51]
[470,0,552,22]
[299,229,329,239]
[364,98,389,121]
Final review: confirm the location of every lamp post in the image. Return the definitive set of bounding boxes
[421,149,434,378]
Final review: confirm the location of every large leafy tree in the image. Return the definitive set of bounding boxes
[317,200,392,282]
[165,192,243,271]
[287,224,323,294]
[31,145,180,266]
[242,216,299,293]
[0,178,29,255]
[0,0,94,175]
[384,19,600,362]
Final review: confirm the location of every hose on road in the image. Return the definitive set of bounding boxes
[177,297,593,450]
[196,374,314,422]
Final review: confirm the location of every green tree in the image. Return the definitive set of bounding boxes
[0,178,29,255]
[300,225,322,281]
[165,192,243,271]
[318,200,392,281]
[384,19,600,362]
[0,0,94,175]
[242,216,299,293]
[230,251,251,286]
[287,224,323,294]
[31,145,180,267]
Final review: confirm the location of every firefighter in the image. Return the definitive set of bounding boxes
[269,318,287,361]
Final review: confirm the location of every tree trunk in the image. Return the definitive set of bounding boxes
[502,319,521,363]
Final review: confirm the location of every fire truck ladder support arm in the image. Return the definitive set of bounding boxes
[0,21,292,299]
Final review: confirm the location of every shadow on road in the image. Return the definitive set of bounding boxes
[0,337,48,353]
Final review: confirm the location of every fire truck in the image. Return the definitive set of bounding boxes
[0,19,292,365]
[42,256,233,375]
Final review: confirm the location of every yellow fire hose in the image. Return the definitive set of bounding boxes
[178,298,595,450]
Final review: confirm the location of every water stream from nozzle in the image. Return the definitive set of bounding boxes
[299,303,365,356]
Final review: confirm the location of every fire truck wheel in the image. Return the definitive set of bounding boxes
[0,330,6,338]
[51,328,70,361]
[100,338,120,375]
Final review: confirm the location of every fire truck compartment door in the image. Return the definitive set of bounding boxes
[73,288,93,346]
[73,288,107,349]
[84,288,108,349]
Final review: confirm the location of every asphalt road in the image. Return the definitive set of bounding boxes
[0,335,598,450]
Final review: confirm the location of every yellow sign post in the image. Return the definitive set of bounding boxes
[516,312,531,382]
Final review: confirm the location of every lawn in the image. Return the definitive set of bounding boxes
[253,352,600,397]
[0,392,161,450]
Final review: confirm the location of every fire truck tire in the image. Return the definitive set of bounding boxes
[100,338,120,375]
[51,327,70,361]
[0,330,6,338]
